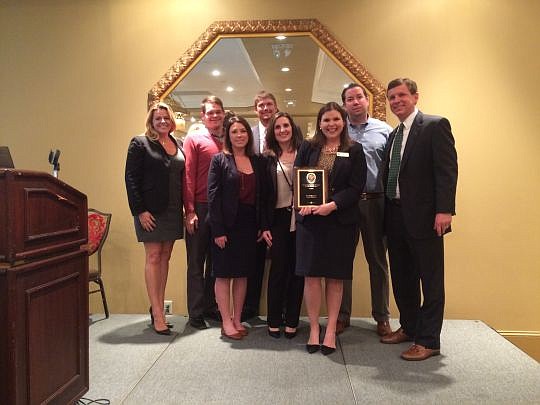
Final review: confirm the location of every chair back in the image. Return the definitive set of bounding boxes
[87,209,112,257]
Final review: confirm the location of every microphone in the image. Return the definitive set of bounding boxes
[48,149,61,178]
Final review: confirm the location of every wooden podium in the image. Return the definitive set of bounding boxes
[0,169,89,404]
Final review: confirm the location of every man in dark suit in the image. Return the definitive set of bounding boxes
[242,90,278,320]
[381,78,458,361]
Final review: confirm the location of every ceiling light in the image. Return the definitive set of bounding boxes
[275,35,287,40]
[226,86,234,92]
[211,70,221,76]
[285,88,292,92]
[281,67,290,72]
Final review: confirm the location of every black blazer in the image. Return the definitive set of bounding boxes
[383,111,458,239]
[207,152,263,238]
[125,134,184,216]
[294,140,366,224]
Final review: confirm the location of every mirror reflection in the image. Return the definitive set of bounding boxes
[163,35,358,137]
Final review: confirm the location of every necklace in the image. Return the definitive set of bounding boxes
[323,145,339,153]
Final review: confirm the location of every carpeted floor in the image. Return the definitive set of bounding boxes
[85,315,539,404]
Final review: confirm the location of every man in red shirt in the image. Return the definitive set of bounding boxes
[183,96,225,329]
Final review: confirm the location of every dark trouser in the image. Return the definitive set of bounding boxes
[266,208,304,328]
[185,202,216,319]
[339,196,389,322]
[385,200,445,349]
[244,236,267,316]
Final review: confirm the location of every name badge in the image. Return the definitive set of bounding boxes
[336,152,349,157]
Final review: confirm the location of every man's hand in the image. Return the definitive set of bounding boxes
[185,212,198,235]
[434,213,452,236]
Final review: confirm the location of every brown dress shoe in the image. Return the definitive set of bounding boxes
[380,327,412,344]
[376,320,392,337]
[336,319,350,335]
[401,344,440,361]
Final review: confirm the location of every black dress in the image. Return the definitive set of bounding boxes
[208,153,262,278]
[134,146,185,242]
[294,141,366,280]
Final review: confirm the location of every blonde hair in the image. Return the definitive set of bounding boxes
[145,102,177,140]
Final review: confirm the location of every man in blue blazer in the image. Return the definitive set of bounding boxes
[381,78,458,361]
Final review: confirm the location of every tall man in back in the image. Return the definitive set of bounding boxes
[338,83,392,337]
[183,96,225,329]
[241,90,278,320]
[382,78,458,361]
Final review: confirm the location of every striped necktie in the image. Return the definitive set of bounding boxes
[386,123,404,199]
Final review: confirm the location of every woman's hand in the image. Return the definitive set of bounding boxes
[312,201,337,216]
[138,211,156,232]
[214,235,227,249]
[260,230,273,247]
[298,206,315,216]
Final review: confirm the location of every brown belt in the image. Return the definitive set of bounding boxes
[360,192,384,200]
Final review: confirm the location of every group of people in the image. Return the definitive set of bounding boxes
[125,78,458,361]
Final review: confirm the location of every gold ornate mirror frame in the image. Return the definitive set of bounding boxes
[148,18,386,120]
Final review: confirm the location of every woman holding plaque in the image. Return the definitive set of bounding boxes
[208,115,263,340]
[294,102,366,355]
[260,112,304,339]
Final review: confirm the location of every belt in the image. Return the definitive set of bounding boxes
[360,192,384,200]
[386,198,401,206]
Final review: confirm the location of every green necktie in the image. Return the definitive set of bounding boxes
[386,123,404,199]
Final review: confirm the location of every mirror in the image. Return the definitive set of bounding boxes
[148,19,387,136]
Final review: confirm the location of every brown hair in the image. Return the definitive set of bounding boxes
[265,112,302,156]
[223,115,254,157]
[310,102,352,151]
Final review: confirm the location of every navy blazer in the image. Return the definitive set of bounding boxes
[207,152,263,238]
[125,134,184,216]
[383,111,458,239]
[294,140,366,225]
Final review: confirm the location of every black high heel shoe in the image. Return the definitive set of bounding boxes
[149,307,173,328]
[284,327,297,339]
[321,345,336,355]
[268,328,281,339]
[306,344,320,354]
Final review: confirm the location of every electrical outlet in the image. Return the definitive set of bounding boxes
[164,300,173,315]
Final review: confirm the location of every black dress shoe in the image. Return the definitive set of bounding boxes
[188,317,208,330]
[306,344,320,354]
[321,345,336,356]
[268,328,281,339]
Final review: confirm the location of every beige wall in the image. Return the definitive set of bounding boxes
[2,1,539,336]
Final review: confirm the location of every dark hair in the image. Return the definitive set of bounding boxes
[311,102,352,150]
[200,95,225,114]
[223,115,254,157]
[253,90,277,108]
[341,83,368,103]
[265,112,302,156]
[387,78,418,95]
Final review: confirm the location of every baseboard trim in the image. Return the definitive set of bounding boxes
[498,330,540,337]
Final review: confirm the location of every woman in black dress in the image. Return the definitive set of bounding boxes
[261,112,304,339]
[208,115,262,340]
[294,102,366,354]
[125,102,185,335]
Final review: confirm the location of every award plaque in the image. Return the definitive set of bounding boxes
[294,167,328,208]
